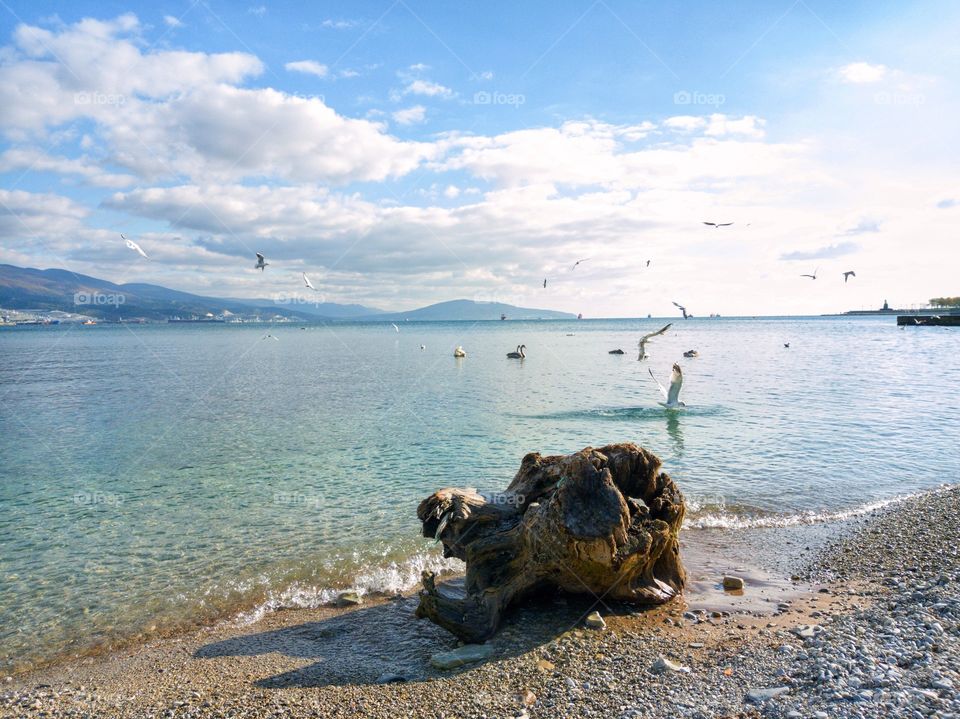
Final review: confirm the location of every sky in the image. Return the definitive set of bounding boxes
[0,0,957,317]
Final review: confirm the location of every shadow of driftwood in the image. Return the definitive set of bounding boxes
[195,587,652,688]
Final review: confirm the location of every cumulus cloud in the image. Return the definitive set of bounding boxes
[403,78,454,98]
[285,60,328,78]
[163,15,182,28]
[0,16,435,184]
[837,62,888,84]
[392,105,426,125]
[0,148,136,187]
[780,242,860,261]
[840,217,881,235]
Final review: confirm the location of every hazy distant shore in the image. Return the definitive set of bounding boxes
[4,485,957,718]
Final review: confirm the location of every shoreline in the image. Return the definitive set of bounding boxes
[4,485,958,718]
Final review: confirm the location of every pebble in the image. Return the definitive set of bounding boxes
[334,591,362,608]
[430,643,494,670]
[722,576,745,590]
[650,656,690,674]
[584,611,606,629]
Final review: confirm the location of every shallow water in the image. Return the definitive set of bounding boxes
[1,316,957,671]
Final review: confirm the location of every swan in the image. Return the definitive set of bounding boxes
[454,346,466,357]
[506,344,526,359]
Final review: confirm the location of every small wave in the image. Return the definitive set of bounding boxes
[234,550,461,625]
[684,487,948,530]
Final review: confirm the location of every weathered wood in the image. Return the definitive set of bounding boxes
[415,443,686,641]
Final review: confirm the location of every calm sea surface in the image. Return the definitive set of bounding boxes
[1,317,958,671]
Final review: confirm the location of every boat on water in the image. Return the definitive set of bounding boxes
[500,313,507,320]
[81,319,97,325]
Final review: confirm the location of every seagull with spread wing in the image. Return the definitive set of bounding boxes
[121,234,148,259]
[637,322,672,360]
[842,270,856,283]
[702,221,733,228]
[801,267,819,280]
[255,252,268,271]
[571,258,590,270]
[303,272,317,290]
[649,363,685,408]
[672,301,690,319]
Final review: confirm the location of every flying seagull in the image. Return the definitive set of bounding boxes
[121,234,148,259]
[255,252,268,271]
[646,259,651,267]
[391,323,400,333]
[672,301,690,319]
[303,272,316,290]
[572,258,590,270]
[842,271,856,283]
[543,278,547,288]
[702,221,733,228]
[637,322,672,361]
[649,363,685,408]
[800,267,819,280]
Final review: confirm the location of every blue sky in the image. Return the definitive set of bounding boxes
[1,1,957,315]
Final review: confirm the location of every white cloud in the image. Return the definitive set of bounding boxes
[392,105,427,125]
[0,148,136,188]
[321,19,361,30]
[443,185,460,198]
[285,60,328,78]
[404,79,454,97]
[163,15,182,28]
[838,61,888,84]
[247,6,267,17]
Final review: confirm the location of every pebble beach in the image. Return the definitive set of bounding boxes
[3,485,957,719]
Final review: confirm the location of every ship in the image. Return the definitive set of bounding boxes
[500,313,507,321]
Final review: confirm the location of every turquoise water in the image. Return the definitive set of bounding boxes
[1,317,958,671]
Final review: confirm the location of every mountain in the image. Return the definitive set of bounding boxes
[371,299,576,321]
[0,265,576,322]
[0,265,366,321]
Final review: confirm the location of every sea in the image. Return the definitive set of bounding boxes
[1,316,958,673]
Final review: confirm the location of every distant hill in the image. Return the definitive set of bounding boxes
[0,265,364,321]
[0,265,576,322]
[372,299,576,321]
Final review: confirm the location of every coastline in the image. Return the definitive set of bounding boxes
[4,485,958,718]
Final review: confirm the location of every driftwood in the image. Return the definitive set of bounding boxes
[415,443,686,642]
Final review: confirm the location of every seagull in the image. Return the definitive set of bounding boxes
[646,260,651,267]
[649,363,685,408]
[800,267,819,280]
[303,272,316,290]
[637,323,672,361]
[420,344,426,350]
[572,258,590,270]
[784,342,790,348]
[672,301,690,319]
[391,323,400,333]
[255,252,268,271]
[702,221,733,228]
[121,234,148,259]
[454,346,466,357]
[543,278,547,288]
[842,271,856,283]
[262,334,279,341]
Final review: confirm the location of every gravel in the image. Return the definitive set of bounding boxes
[2,486,957,719]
